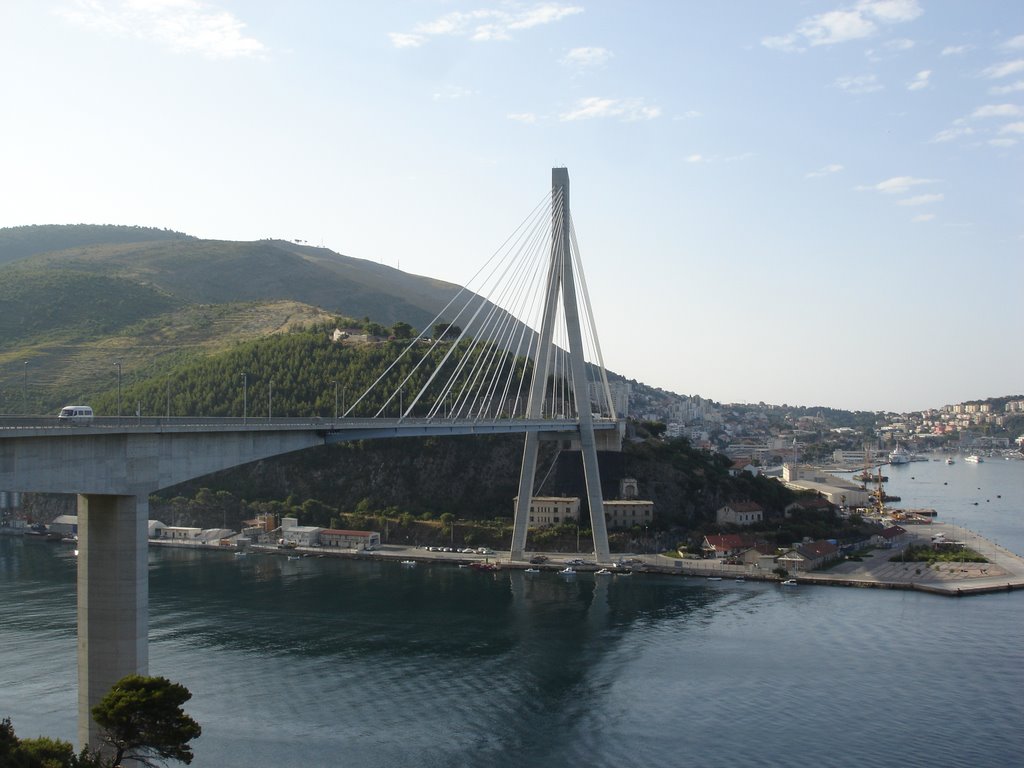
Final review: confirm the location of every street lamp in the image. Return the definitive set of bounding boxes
[268,379,273,420]
[166,379,171,418]
[115,359,122,417]
[241,373,248,423]
[331,380,338,421]
[23,361,28,416]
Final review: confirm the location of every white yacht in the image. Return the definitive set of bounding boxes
[965,455,983,464]
[889,444,911,465]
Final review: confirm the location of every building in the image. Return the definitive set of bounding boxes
[513,496,580,528]
[281,525,323,547]
[604,500,654,530]
[781,464,871,507]
[158,526,203,540]
[716,502,764,527]
[701,534,752,559]
[319,529,381,550]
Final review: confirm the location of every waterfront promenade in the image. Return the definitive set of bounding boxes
[160,518,1024,597]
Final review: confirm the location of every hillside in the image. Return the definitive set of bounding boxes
[0,225,484,414]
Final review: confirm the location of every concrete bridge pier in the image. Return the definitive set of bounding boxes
[76,493,149,750]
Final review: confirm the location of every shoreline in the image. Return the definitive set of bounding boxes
[146,520,1024,597]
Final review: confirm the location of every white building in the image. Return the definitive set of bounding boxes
[281,525,323,547]
[514,496,580,528]
[320,529,381,550]
[604,500,654,529]
[716,502,764,526]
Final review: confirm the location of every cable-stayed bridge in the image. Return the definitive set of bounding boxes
[0,168,621,749]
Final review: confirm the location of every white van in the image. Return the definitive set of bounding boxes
[58,405,94,424]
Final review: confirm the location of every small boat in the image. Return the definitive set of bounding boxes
[559,567,576,575]
[780,579,797,586]
[946,457,955,465]
[707,576,722,581]
[595,568,611,575]
[524,567,540,573]
[965,455,983,463]
[233,551,247,558]
[735,577,745,582]
[400,559,416,566]
[470,562,498,571]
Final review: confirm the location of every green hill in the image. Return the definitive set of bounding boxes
[0,225,480,414]
[0,224,193,266]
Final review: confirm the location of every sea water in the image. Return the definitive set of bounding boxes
[2,458,1022,767]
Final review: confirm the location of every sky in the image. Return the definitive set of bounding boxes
[1,1,1022,413]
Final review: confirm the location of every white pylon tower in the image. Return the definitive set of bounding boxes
[509,168,611,564]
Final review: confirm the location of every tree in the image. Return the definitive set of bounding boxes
[432,322,461,341]
[391,321,414,339]
[0,718,106,768]
[91,675,201,768]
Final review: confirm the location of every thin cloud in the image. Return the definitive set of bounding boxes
[972,104,1024,118]
[912,213,935,223]
[859,176,936,194]
[507,112,539,124]
[885,37,915,51]
[685,154,707,163]
[805,163,844,178]
[941,44,971,56]
[931,124,974,142]
[982,59,1024,79]
[989,137,1017,147]
[762,0,922,52]
[56,0,266,59]
[990,80,1024,95]
[835,74,884,93]
[559,97,661,122]
[1000,122,1024,134]
[897,193,944,206]
[561,46,612,68]
[907,70,931,91]
[1003,34,1024,50]
[389,3,582,48]
[432,85,474,102]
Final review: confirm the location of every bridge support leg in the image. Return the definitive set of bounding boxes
[510,432,541,561]
[77,493,149,750]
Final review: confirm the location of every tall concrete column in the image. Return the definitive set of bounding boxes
[510,167,610,563]
[77,493,149,749]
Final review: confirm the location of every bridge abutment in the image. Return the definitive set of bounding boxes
[77,493,149,750]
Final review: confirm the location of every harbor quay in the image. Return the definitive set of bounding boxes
[149,520,1024,597]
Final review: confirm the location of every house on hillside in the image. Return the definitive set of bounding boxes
[728,458,759,477]
[785,497,836,517]
[716,502,764,527]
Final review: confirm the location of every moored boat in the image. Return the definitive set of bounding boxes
[889,444,911,465]
[965,455,983,463]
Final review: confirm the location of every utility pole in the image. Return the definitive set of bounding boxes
[23,361,28,415]
[331,380,338,421]
[269,379,273,421]
[242,373,248,423]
